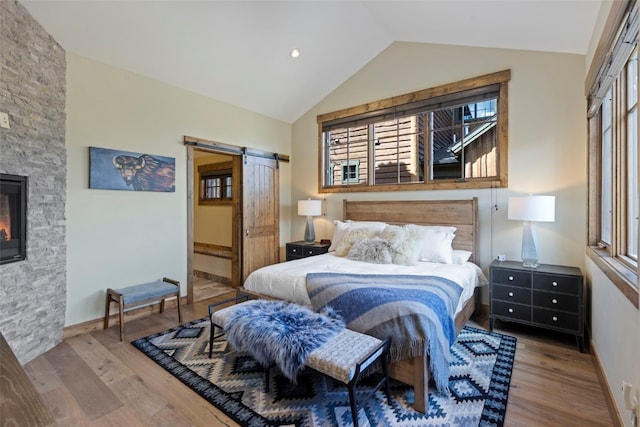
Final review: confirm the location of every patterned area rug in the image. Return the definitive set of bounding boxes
[133,318,516,427]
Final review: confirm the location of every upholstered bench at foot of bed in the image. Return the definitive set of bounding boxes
[104,277,182,341]
[208,297,392,427]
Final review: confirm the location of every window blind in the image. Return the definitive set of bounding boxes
[588,0,639,118]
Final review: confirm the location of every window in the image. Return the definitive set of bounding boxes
[198,161,233,205]
[340,160,360,184]
[587,0,639,307]
[318,70,510,193]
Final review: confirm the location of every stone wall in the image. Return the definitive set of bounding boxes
[0,0,67,363]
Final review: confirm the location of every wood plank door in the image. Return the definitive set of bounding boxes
[239,155,279,284]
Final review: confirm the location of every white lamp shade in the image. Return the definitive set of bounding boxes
[508,196,555,222]
[298,199,322,216]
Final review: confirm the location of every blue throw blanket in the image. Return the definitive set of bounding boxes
[305,272,462,395]
[224,300,344,382]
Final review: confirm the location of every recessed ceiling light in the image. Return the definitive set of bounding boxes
[290,48,300,58]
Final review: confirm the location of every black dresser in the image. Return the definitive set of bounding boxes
[489,260,585,352]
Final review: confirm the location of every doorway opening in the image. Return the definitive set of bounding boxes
[185,136,286,304]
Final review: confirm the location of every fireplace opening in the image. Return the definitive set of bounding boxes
[0,174,27,265]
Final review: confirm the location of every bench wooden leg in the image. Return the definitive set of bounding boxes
[104,292,112,330]
[117,295,125,341]
[176,294,182,322]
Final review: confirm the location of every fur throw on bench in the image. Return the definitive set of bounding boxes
[224,300,345,381]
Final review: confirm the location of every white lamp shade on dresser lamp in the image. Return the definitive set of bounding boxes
[298,199,322,244]
[508,195,555,268]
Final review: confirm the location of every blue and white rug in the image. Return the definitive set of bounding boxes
[133,318,516,427]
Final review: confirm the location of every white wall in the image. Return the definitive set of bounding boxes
[292,42,587,284]
[65,54,291,326]
[585,259,640,425]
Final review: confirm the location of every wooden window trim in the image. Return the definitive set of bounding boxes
[586,0,639,310]
[198,161,233,205]
[587,246,639,309]
[317,70,510,193]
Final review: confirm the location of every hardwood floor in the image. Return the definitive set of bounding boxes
[23,293,616,426]
[193,276,234,302]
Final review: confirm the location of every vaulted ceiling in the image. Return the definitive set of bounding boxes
[21,1,602,123]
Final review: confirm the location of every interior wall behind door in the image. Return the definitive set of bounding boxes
[189,150,234,301]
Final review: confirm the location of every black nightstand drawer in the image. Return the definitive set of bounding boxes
[533,307,579,331]
[533,273,580,295]
[286,241,330,261]
[302,246,325,256]
[533,291,579,312]
[491,269,531,288]
[492,284,531,305]
[286,245,303,259]
[491,301,531,322]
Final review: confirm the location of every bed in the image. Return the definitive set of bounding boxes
[242,198,484,413]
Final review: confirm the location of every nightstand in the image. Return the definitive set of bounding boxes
[489,260,585,352]
[286,241,330,261]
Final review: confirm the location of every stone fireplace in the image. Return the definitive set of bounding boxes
[0,0,67,363]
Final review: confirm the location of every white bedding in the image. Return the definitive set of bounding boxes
[242,253,488,315]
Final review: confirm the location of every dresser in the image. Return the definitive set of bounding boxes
[489,260,585,352]
[285,241,330,261]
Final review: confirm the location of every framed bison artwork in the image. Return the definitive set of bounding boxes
[89,147,175,192]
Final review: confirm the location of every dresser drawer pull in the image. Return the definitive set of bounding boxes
[307,250,314,255]
[508,308,514,313]
[552,316,558,321]
[552,281,558,287]
[508,292,514,297]
[552,298,558,304]
[292,248,297,253]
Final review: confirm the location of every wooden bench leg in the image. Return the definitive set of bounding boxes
[104,292,112,330]
[117,295,125,341]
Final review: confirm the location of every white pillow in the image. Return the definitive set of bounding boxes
[328,220,387,252]
[452,249,472,264]
[328,220,351,252]
[417,229,455,264]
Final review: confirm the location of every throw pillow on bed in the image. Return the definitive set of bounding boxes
[328,220,387,252]
[334,227,378,256]
[417,229,455,264]
[379,224,424,265]
[347,237,394,264]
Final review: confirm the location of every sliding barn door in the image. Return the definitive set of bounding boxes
[241,155,279,283]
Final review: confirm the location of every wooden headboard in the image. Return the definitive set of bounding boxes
[343,198,479,262]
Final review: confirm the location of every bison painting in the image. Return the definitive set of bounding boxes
[112,154,175,192]
[89,147,176,192]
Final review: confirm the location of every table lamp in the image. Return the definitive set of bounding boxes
[298,199,322,244]
[508,195,555,268]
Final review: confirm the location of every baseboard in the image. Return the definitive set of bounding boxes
[63,296,187,340]
[590,338,624,427]
[194,270,231,285]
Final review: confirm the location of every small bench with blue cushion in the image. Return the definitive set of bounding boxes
[208,294,391,427]
[104,277,182,341]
